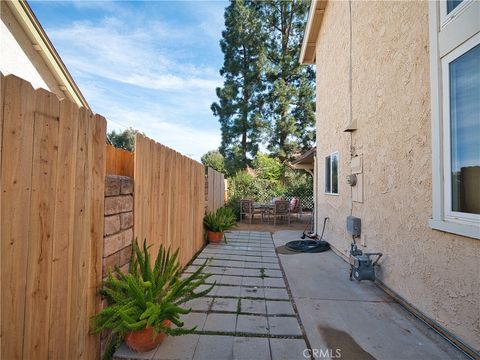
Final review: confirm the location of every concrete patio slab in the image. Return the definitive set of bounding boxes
[154,335,200,360]
[204,274,221,284]
[223,267,245,276]
[273,230,468,360]
[241,276,264,287]
[241,286,264,298]
[233,337,271,360]
[219,275,243,286]
[115,343,159,360]
[262,278,286,288]
[243,268,262,277]
[183,297,213,312]
[268,316,302,336]
[241,299,267,314]
[193,335,234,360]
[264,288,289,300]
[266,300,295,316]
[269,338,309,360]
[180,312,207,331]
[236,315,269,335]
[215,285,242,297]
[203,313,236,333]
[211,298,239,313]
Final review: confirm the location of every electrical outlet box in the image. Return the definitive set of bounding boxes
[347,216,361,237]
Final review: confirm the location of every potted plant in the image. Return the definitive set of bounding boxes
[93,240,214,359]
[203,206,237,243]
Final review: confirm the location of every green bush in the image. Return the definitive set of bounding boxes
[225,153,314,215]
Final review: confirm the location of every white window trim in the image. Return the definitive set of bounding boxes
[441,34,480,225]
[440,0,473,27]
[428,1,480,240]
[324,151,339,195]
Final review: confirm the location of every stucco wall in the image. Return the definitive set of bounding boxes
[314,0,479,350]
[0,1,64,98]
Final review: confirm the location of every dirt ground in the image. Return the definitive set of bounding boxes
[233,213,313,233]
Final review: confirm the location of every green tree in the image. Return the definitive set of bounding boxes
[211,0,266,174]
[201,150,225,173]
[261,0,315,162]
[107,127,139,152]
[252,153,284,181]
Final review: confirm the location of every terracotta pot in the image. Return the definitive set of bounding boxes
[207,231,224,243]
[124,320,171,353]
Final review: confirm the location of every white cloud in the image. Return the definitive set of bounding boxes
[105,105,221,161]
[47,17,221,92]
[41,2,226,159]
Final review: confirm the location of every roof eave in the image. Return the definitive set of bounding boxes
[299,0,327,65]
[290,146,316,168]
[7,0,90,109]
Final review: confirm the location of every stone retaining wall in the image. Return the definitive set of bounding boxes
[103,175,134,276]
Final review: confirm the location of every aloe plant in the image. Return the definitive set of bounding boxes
[203,206,237,232]
[93,240,214,359]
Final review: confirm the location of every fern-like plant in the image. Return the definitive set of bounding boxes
[93,240,214,358]
[203,206,237,233]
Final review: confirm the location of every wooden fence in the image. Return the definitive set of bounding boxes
[133,134,205,266]
[1,74,105,359]
[106,144,134,177]
[206,167,226,213]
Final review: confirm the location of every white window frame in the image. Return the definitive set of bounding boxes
[428,0,480,239]
[440,0,472,27]
[441,35,480,225]
[324,151,339,195]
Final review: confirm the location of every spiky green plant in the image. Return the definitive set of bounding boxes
[93,240,214,358]
[203,206,237,233]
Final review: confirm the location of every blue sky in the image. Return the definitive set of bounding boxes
[30,0,227,160]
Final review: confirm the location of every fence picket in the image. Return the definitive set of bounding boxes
[1,75,36,360]
[134,134,206,267]
[206,167,225,213]
[48,99,79,359]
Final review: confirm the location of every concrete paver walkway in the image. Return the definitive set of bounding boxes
[115,230,467,360]
[115,231,308,360]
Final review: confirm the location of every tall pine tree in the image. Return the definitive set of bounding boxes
[261,0,315,163]
[211,0,266,174]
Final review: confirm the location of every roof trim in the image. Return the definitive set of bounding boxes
[6,0,90,109]
[290,146,316,168]
[299,0,327,65]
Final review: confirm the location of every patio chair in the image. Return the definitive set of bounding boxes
[289,197,302,221]
[265,200,290,226]
[240,199,263,224]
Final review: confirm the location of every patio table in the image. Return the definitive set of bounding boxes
[255,203,275,224]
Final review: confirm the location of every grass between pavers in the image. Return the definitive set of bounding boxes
[190,309,297,317]
[202,295,290,301]
[191,330,304,340]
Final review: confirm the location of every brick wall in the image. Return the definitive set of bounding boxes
[103,175,134,276]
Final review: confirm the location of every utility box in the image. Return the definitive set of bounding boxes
[347,216,361,237]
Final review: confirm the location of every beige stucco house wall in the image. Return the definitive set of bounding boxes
[0,0,88,108]
[301,0,479,355]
